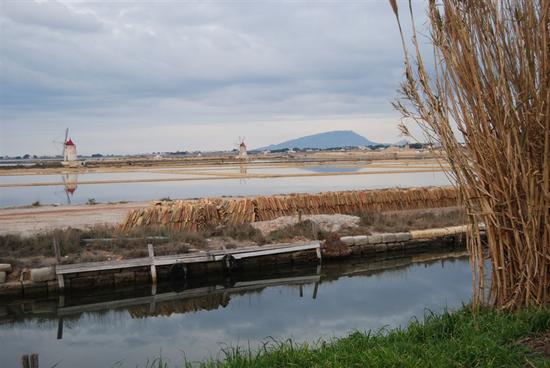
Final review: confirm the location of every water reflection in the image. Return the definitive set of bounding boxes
[0,249,471,367]
[0,170,451,207]
[239,163,247,184]
[62,173,78,204]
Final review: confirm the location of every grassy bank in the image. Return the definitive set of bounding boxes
[144,306,549,368]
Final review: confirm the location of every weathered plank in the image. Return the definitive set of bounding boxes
[56,242,320,276]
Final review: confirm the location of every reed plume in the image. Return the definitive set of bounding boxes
[390,0,549,308]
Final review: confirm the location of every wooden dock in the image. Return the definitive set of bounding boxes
[55,241,322,291]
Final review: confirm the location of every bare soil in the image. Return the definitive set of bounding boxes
[0,202,148,236]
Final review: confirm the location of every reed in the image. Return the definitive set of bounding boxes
[390,0,549,308]
[120,187,458,231]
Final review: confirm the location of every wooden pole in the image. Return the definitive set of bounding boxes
[57,318,63,340]
[53,238,65,292]
[20,355,29,368]
[313,282,319,299]
[30,354,38,368]
[148,244,157,286]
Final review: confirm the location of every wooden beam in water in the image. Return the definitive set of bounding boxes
[57,274,320,317]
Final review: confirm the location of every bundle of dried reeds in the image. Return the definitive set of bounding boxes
[390,0,549,308]
[120,186,458,231]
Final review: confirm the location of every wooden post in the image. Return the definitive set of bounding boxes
[148,244,157,286]
[57,318,64,340]
[53,238,61,262]
[53,239,65,292]
[20,355,29,368]
[316,247,322,263]
[298,209,302,222]
[313,282,319,299]
[30,354,38,368]
[299,284,303,298]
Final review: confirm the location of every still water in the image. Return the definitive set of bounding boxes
[0,168,450,207]
[0,250,471,367]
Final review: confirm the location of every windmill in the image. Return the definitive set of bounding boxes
[53,128,78,165]
[235,136,247,160]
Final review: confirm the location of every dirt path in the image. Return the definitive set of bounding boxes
[0,202,148,236]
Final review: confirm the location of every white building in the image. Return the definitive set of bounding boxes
[62,138,77,163]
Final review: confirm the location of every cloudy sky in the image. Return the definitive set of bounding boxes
[0,0,427,156]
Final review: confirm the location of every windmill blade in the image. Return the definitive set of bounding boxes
[64,128,69,142]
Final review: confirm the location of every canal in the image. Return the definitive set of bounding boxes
[0,249,471,367]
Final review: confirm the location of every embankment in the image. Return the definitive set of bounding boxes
[0,225,469,299]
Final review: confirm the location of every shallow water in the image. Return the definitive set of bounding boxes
[0,168,450,207]
[0,250,471,367]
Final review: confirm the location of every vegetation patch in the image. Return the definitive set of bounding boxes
[139,306,550,367]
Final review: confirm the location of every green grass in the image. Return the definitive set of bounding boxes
[142,306,549,368]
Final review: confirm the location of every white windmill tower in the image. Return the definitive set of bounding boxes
[236,136,248,160]
[56,128,78,166]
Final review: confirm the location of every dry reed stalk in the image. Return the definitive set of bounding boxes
[390,0,549,308]
[119,187,458,231]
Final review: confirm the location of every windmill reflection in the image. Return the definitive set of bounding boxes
[239,163,247,184]
[62,173,78,204]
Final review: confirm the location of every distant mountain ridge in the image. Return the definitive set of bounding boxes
[256,130,380,151]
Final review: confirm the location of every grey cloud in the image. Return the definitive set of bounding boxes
[0,0,429,155]
[1,0,102,33]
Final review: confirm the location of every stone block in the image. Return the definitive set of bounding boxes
[340,236,355,246]
[0,272,5,283]
[30,267,56,282]
[350,245,362,256]
[367,234,383,244]
[405,240,424,249]
[374,243,388,252]
[382,233,397,243]
[394,232,412,242]
[386,242,405,251]
[354,235,369,245]
[359,244,377,254]
[0,264,12,273]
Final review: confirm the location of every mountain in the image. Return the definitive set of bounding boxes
[256,130,380,151]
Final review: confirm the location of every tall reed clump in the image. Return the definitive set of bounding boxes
[390,0,549,309]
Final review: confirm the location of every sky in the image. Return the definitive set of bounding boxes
[0,0,428,156]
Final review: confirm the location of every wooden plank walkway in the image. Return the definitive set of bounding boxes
[56,241,321,275]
